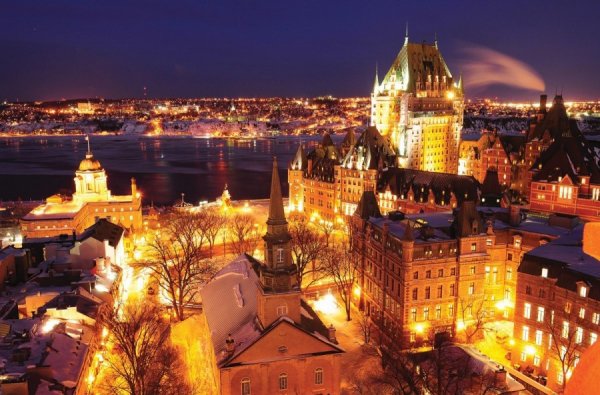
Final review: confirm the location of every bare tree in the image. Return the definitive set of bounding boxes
[288,213,327,287]
[356,308,373,346]
[201,207,227,258]
[322,244,356,321]
[146,211,217,321]
[545,307,585,392]
[228,213,260,255]
[102,304,187,395]
[457,296,488,344]
[315,218,338,247]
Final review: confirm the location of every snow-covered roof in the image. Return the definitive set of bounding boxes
[200,254,261,366]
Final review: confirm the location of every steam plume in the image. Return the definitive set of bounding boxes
[459,44,545,92]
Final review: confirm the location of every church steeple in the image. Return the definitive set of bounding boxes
[404,22,409,45]
[267,157,287,228]
[373,63,380,95]
[262,157,295,278]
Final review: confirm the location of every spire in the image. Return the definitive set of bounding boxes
[267,157,286,225]
[85,135,92,157]
[373,63,380,94]
[404,22,409,45]
[434,32,438,48]
[457,73,463,92]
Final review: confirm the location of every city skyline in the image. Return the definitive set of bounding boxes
[2,0,600,101]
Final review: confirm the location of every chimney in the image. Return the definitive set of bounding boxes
[539,94,547,112]
[327,324,337,343]
[225,333,235,356]
[509,204,521,227]
[494,366,508,389]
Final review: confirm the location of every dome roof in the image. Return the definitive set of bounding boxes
[78,153,103,171]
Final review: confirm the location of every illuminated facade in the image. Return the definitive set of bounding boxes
[202,158,343,395]
[371,32,463,173]
[528,96,600,221]
[513,223,600,392]
[352,193,570,348]
[21,146,142,239]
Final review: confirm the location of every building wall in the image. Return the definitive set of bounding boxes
[513,272,600,392]
[530,179,600,221]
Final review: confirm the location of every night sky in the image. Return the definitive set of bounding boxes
[2,0,599,102]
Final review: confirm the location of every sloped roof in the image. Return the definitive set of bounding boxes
[355,191,382,220]
[78,219,123,247]
[531,124,600,183]
[290,145,307,171]
[481,169,502,197]
[380,41,454,93]
[342,126,396,170]
[378,168,479,205]
[528,95,572,141]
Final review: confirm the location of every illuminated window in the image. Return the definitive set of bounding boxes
[593,312,600,325]
[537,306,544,322]
[579,285,588,298]
[562,321,569,338]
[423,308,429,320]
[468,283,475,295]
[470,243,476,252]
[576,327,583,344]
[241,378,251,395]
[591,332,598,345]
[535,330,543,345]
[411,308,417,321]
[541,268,548,278]
[522,326,529,341]
[315,368,323,385]
[524,303,531,319]
[448,304,454,318]
[279,373,288,390]
[579,308,586,319]
[470,266,476,275]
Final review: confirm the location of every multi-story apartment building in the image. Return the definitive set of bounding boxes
[528,96,600,221]
[371,32,464,173]
[514,223,600,392]
[351,192,574,348]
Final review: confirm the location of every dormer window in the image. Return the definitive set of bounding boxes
[579,285,588,298]
[541,268,548,278]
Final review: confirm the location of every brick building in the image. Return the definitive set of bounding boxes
[351,192,575,349]
[513,223,600,392]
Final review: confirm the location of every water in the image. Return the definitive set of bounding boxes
[0,135,324,205]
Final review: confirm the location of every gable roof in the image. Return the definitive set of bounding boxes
[342,126,396,170]
[78,219,123,247]
[378,168,480,205]
[201,255,343,368]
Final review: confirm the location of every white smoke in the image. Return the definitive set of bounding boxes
[459,44,545,92]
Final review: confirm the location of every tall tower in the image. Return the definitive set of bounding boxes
[257,158,301,327]
[371,33,464,174]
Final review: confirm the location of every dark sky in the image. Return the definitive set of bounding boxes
[2,0,599,102]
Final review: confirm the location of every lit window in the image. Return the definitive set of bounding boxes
[562,321,570,339]
[524,303,531,319]
[520,352,527,362]
[468,283,475,295]
[470,243,476,252]
[541,268,548,278]
[576,327,583,344]
[522,326,530,341]
[579,308,586,319]
[593,313,600,325]
[579,286,588,298]
[533,307,543,323]
[315,368,323,385]
[591,333,598,345]
[279,373,288,390]
[535,330,543,345]
[241,378,251,395]
[533,355,541,367]
[411,308,417,321]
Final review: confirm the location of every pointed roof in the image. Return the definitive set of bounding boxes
[355,191,382,220]
[290,145,307,171]
[321,132,335,148]
[481,169,502,197]
[373,63,380,94]
[402,221,414,241]
[342,126,396,170]
[341,129,356,148]
[267,157,287,225]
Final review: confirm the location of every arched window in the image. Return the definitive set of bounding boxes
[241,378,251,395]
[279,373,288,390]
[314,368,323,385]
